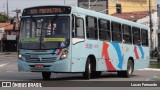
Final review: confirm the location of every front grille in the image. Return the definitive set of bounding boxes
[26,57,56,63]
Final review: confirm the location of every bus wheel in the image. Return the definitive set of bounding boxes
[117,60,134,77]
[83,58,92,80]
[42,72,51,80]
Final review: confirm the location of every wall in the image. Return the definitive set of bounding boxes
[157,0,160,50]
[78,0,156,15]
[108,0,156,14]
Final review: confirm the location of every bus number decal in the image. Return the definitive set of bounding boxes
[85,44,93,49]
[85,44,98,49]
[94,44,98,48]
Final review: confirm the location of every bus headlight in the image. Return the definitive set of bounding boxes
[18,54,22,60]
[60,49,68,60]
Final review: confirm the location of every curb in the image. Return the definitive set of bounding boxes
[141,68,160,71]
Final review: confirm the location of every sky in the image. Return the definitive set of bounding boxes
[158,0,160,4]
[0,0,77,17]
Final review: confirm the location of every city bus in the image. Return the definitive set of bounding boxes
[18,5,150,80]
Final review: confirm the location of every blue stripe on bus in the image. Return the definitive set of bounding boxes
[138,45,144,59]
[51,49,57,55]
[111,42,123,69]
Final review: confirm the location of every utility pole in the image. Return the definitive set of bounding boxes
[64,0,66,5]
[88,0,91,9]
[6,0,9,22]
[106,0,108,14]
[13,9,21,23]
[149,0,153,52]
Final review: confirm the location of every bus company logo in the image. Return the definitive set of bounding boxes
[2,82,11,87]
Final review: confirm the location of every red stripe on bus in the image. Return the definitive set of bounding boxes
[56,49,62,55]
[134,46,139,59]
[102,42,116,71]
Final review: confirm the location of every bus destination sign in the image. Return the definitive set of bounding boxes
[22,6,71,16]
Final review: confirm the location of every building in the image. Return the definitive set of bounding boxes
[0,20,19,52]
[108,0,156,14]
[157,0,160,51]
[78,0,156,14]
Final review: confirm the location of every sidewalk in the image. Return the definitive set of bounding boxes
[150,57,158,65]
[0,52,17,55]
[150,57,157,61]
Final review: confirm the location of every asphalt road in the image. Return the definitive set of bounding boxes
[0,54,160,90]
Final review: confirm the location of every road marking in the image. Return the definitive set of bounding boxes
[0,63,7,67]
[6,71,13,72]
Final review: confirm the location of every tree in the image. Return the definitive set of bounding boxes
[0,14,8,22]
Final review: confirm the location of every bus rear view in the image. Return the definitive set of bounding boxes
[18,6,71,79]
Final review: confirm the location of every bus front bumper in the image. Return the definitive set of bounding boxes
[18,59,71,72]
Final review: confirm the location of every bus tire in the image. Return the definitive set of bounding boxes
[83,58,92,80]
[117,60,134,78]
[42,72,51,80]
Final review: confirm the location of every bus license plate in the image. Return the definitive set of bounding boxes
[35,64,44,69]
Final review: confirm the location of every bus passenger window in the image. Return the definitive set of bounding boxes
[86,16,98,39]
[99,19,110,41]
[122,25,132,44]
[75,18,84,38]
[132,27,141,45]
[111,22,122,42]
[141,29,148,46]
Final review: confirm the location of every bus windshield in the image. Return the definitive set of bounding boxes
[19,16,70,49]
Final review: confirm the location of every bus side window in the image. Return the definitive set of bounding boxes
[75,18,84,38]
[99,19,110,41]
[132,27,141,45]
[122,24,132,44]
[111,22,122,42]
[86,16,98,39]
[141,29,148,46]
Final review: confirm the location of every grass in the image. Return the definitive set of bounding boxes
[156,62,160,68]
[150,62,160,68]
[157,75,160,78]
